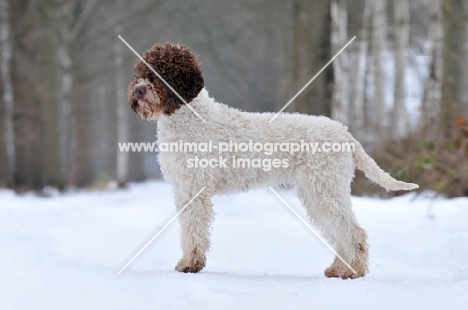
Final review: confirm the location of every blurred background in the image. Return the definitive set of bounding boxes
[0,0,466,196]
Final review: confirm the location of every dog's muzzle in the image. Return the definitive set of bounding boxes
[134,85,146,99]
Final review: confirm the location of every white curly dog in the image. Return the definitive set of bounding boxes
[127,43,418,279]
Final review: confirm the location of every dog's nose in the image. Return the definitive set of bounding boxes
[134,85,146,99]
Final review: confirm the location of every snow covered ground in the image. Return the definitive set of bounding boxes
[1,181,467,309]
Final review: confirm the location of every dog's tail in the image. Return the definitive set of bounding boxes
[351,138,419,191]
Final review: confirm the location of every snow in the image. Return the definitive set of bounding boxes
[1,181,467,309]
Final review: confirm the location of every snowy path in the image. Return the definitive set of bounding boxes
[1,181,467,309]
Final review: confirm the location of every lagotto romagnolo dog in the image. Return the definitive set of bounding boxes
[127,43,418,279]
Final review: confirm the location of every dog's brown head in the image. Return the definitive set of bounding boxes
[127,43,204,120]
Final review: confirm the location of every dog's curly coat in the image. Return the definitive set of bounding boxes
[127,43,418,279]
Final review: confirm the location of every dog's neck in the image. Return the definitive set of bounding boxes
[186,87,212,109]
[157,87,214,131]
[158,88,215,125]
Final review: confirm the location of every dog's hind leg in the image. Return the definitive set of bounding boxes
[174,188,214,273]
[296,181,368,279]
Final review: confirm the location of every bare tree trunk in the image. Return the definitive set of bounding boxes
[8,0,46,189]
[350,0,371,141]
[292,0,333,116]
[56,1,76,186]
[114,16,130,187]
[441,0,468,137]
[292,0,302,113]
[462,1,468,107]
[0,0,14,185]
[422,0,443,138]
[57,39,76,186]
[392,0,409,139]
[330,0,349,124]
[94,86,111,180]
[371,0,387,139]
[74,65,93,187]
[55,0,98,187]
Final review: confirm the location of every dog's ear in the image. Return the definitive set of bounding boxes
[161,83,183,116]
[175,47,204,104]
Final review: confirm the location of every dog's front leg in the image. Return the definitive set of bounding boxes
[174,189,214,273]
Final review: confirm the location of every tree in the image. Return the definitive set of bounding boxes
[9,0,48,189]
[0,0,14,185]
[54,0,98,186]
[371,0,387,139]
[330,0,349,124]
[441,0,468,137]
[292,0,333,117]
[421,0,443,138]
[114,0,130,187]
[350,0,371,141]
[392,0,410,139]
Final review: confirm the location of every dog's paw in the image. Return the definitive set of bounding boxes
[324,265,340,278]
[325,266,363,279]
[324,260,367,279]
[175,257,205,273]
